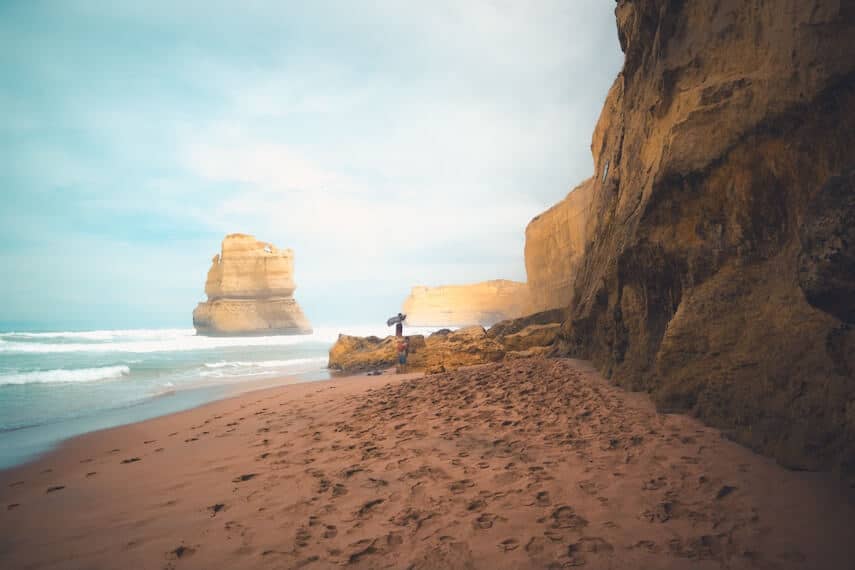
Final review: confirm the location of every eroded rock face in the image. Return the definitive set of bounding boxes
[328,335,427,373]
[402,280,530,327]
[193,234,312,336]
[798,168,855,325]
[421,326,506,374]
[549,0,855,476]
[525,179,595,313]
[328,318,563,375]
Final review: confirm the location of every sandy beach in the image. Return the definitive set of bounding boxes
[1,357,853,569]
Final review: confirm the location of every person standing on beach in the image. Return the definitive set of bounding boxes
[395,313,404,337]
[396,336,409,372]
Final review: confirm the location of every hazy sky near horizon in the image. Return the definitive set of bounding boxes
[1,1,623,330]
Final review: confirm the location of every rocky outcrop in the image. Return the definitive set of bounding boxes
[486,308,566,339]
[193,234,312,336]
[544,1,855,478]
[524,179,595,313]
[328,335,427,373]
[329,316,562,375]
[421,326,506,374]
[402,280,530,326]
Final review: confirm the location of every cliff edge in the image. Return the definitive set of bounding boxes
[401,280,530,327]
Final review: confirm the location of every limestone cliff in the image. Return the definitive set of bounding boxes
[193,234,312,336]
[401,280,530,327]
[525,178,595,313]
[547,0,855,478]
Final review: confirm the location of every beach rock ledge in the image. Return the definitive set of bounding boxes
[193,233,312,336]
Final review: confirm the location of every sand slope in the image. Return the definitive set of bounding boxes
[1,359,853,569]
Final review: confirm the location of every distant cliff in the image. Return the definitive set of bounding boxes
[534,0,855,478]
[193,234,312,336]
[402,280,530,327]
[525,178,594,313]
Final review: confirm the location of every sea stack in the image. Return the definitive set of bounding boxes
[192,233,312,336]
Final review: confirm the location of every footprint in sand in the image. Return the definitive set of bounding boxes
[525,536,546,555]
[363,478,388,489]
[535,491,551,506]
[295,526,312,547]
[450,479,475,494]
[7,503,20,510]
[474,512,498,529]
[356,498,384,517]
[121,457,141,464]
[232,473,257,483]
[550,506,588,530]
[209,503,225,517]
[347,539,378,564]
[86,472,97,478]
[641,501,674,523]
[498,538,520,552]
[169,545,196,559]
[46,486,65,494]
[467,499,486,511]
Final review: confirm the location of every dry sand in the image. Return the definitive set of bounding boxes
[1,357,853,569]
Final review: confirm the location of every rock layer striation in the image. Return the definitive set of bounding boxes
[193,234,312,336]
[525,178,595,313]
[542,0,855,478]
[402,280,530,327]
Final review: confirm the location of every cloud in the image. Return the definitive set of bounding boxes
[0,0,624,327]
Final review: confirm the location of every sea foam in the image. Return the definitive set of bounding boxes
[0,365,131,386]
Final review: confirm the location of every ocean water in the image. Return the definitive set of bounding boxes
[0,325,438,469]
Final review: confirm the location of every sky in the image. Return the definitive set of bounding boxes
[0,0,623,330]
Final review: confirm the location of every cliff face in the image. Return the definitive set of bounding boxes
[525,178,595,313]
[551,0,855,477]
[402,280,530,327]
[193,234,312,336]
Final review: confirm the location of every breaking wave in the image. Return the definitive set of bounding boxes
[0,365,131,386]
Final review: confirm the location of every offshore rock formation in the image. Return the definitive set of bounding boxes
[401,280,530,326]
[193,234,312,336]
[546,0,855,478]
[328,321,561,375]
[525,179,595,313]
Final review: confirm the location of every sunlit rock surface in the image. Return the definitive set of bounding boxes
[402,280,530,327]
[193,234,312,336]
[328,316,563,375]
[525,178,594,313]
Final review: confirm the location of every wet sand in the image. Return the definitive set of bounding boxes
[1,358,853,569]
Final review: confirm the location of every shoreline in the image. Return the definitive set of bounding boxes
[0,365,397,474]
[2,357,853,569]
